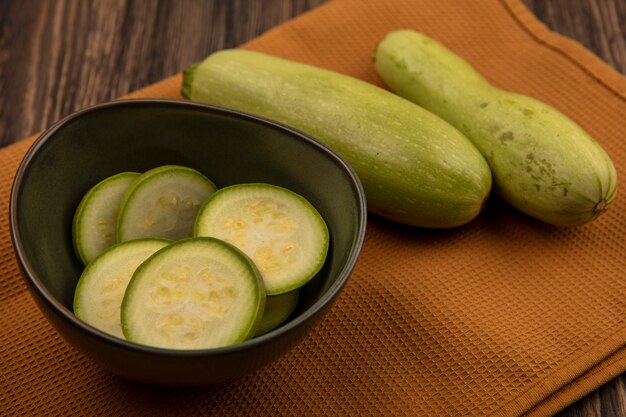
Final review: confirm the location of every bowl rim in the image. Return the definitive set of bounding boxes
[9,98,367,357]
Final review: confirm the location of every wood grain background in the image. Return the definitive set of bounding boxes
[0,1,624,416]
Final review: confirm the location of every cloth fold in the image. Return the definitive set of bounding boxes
[1,0,624,416]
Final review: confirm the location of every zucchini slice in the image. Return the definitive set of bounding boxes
[121,237,265,350]
[194,183,329,295]
[72,172,140,265]
[73,238,170,339]
[254,290,299,336]
[117,165,217,242]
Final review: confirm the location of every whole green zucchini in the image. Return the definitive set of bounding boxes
[182,49,492,228]
[375,30,618,227]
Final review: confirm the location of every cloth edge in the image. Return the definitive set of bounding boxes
[525,346,626,417]
[500,0,626,100]
[491,327,626,416]
[491,3,626,415]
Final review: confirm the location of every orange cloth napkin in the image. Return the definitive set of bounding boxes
[1,0,625,416]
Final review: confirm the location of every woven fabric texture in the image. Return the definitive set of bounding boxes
[1,0,625,416]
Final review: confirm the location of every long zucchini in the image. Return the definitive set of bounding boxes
[375,30,618,226]
[182,49,492,228]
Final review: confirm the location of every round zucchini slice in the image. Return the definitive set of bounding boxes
[254,290,299,336]
[194,183,329,295]
[73,238,170,339]
[121,237,265,350]
[117,165,217,242]
[72,172,140,265]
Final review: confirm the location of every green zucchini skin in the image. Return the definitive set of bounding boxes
[182,49,492,228]
[375,30,618,227]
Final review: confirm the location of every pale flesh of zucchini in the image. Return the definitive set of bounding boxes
[121,237,265,350]
[73,172,140,265]
[194,184,329,295]
[117,165,217,242]
[73,238,170,339]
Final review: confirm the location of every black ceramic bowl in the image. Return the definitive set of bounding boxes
[10,99,366,386]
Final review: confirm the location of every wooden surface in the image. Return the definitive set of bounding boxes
[0,1,624,416]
